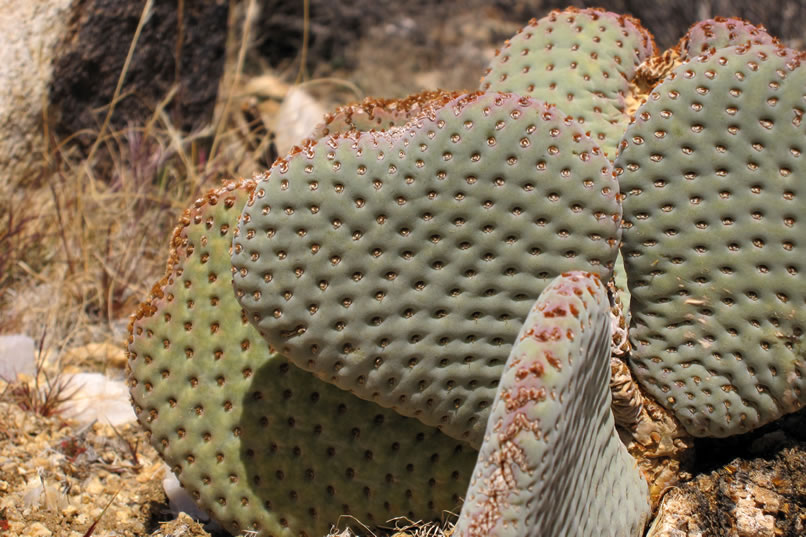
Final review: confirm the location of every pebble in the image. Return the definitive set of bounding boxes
[24,522,51,537]
[59,372,136,425]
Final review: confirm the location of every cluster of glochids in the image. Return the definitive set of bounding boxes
[128,8,806,537]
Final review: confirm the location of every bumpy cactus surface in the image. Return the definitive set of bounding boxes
[309,90,463,140]
[127,179,477,536]
[616,41,806,437]
[126,7,806,537]
[635,18,777,89]
[231,91,622,447]
[481,7,656,157]
[678,17,777,58]
[453,272,649,537]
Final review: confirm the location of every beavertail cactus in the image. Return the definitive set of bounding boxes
[453,272,649,537]
[231,91,622,446]
[635,18,776,89]
[616,42,806,436]
[309,90,463,140]
[678,17,777,58]
[125,8,806,537]
[481,7,656,157]
[127,179,477,536]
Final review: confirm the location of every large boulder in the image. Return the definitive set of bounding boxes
[0,0,228,180]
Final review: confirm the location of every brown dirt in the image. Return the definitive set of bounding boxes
[0,400,171,536]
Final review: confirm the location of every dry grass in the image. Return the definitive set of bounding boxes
[0,330,79,417]
[0,2,283,354]
[325,516,457,537]
[0,2,478,536]
[0,5,305,532]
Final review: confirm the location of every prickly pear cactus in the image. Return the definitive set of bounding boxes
[231,91,622,447]
[453,272,649,537]
[480,7,656,157]
[679,17,777,58]
[127,179,477,537]
[310,90,463,140]
[616,42,806,437]
[636,18,776,89]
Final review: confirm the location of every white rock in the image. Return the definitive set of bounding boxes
[162,466,210,521]
[22,477,69,511]
[0,334,36,381]
[272,87,326,157]
[59,372,136,425]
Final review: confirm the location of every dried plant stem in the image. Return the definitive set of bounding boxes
[210,0,257,163]
[295,0,311,85]
[85,0,155,172]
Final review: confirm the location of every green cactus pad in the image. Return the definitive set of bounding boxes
[453,272,649,537]
[633,18,776,101]
[480,7,656,158]
[127,179,477,537]
[615,43,806,437]
[678,17,776,59]
[232,92,622,447]
[310,90,463,140]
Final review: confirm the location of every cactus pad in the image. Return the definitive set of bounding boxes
[127,179,477,537]
[453,272,649,537]
[480,7,656,157]
[635,18,775,91]
[616,43,806,437]
[231,92,622,447]
[679,17,776,59]
[310,90,463,140]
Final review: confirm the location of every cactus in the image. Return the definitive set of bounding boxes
[480,7,656,158]
[635,18,776,89]
[453,272,649,537]
[309,90,463,140]
[127,179,478,536]
[231,91,622,447]
[125,8,806,537]
[678,17,777,58]
[615,41,806,437]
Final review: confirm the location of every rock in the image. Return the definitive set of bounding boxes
[148,512,209,537]
[648,443,806,536]
[0,0,72,181]
[0,334,36,381]
[61,342,128,370]
[161,466,210,523]
[24,522,52,537]
[0,0,229,180]
[271,87,326,156]
[59,372,136,425]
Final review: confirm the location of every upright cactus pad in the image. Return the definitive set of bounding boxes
[309,90,463,140]
[616,43,806,437]
[127,179,477,537]
[480,7,656,157]
[453,272,649,537]
[231,91,622,447]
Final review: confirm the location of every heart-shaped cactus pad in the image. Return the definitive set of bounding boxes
[309,90,463,140]
[231,92,622,446]
[128,179,478,536]
[616,43,806,436]
[480,8,656,158]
